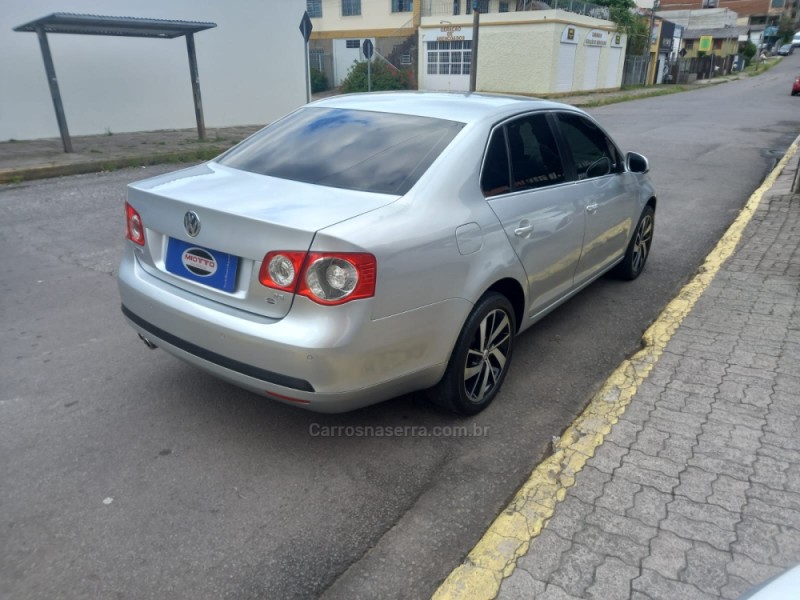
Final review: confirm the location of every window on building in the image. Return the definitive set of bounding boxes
[307,0,322,18]
[342,0,361,16]
[771,0,784,7]
[685,40,694,49]
[392,0,413,12]
[500,2,510,11]
[701,0,718,7]
[713,38,723,49]
[453,0,461,15]
[346,39,360,48]
[479,0,490,13]
[426,40,472,77]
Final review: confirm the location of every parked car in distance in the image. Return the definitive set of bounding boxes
[792,32,800,47]
[792,76,800,95]
[118,93,656,415]
[777,44,794,56]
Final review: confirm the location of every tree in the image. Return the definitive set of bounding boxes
[593,0,638,33]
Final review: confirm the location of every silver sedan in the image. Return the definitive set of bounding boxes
[118,93,655,414]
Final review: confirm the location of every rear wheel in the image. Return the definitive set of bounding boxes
[614,205,654,281]
[428,292,515,415]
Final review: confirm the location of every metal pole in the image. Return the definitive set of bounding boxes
[185,33,207,140]
[305,41,312,103]
[35,26,72,153]
[469,1,480,92]
[367,55,372,92]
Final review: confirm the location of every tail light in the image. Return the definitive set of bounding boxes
[125,202,145,246]
[259,251,376,305]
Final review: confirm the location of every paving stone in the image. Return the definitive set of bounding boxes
[772,525,800,568]
[614,462,679,494]
[669,497,739,532]
[516,529,571,582]
[707,400,767,431]
[539,583,583,600]
[632,568,716,600]
[595,476,640,515]
[681,541,731,595]
[784,463,800,494]
[622,449,685,479]
[546,496,593,540]
[497,566,546,599]
[649,406,706,438]
[732,516,779,565]
[658,434,696,464]
[605,419,643,448]
[708,475,750,513]
[726,552,783,586]
[642,530,692,580]
[567,466,612,505]
[627,485,670,526]
[688,452,753,482]
[675,466,716,503]
[693,439,757,470]
[748,482,800,512]
[751,455,789,490]
[589,440,628,475]
[573,524,649,566]
[719,574,753,600]
[587,506,658,546]
[631,426,669,457]
[586,556,638,600]
[657,390,714,417]
[548,542,603,597]
[764,411,799,439]
[660,511,736,552]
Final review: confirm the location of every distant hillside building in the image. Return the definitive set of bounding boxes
[655,0,796,28]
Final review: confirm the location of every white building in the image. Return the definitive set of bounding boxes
[419,11,626,95]
[0,0,306,141]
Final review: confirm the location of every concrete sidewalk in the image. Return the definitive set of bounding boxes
[436,144,800,599]
[0,73,754,184]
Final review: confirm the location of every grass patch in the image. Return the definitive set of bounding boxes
[581,85,690,107]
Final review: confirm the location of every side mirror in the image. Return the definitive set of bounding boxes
[626,151,649,174]
[585,156,611,179]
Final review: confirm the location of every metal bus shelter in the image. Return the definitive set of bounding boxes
[14,13,217,152]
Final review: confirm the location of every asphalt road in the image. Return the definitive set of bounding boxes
[2,58,799,600]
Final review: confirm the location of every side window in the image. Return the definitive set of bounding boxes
[481,128,511,197]
[506,114,566,192]
[556,113,621,179]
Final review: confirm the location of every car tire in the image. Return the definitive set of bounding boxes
[614,205,655,281]
[428,292,516,415]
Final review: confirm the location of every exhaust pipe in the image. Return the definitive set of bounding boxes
[138,333,158,350]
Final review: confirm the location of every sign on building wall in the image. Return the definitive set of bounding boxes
[561,26,579,44]
[584,29,608,47]
[698,35,713,52]
[611,32,624,48]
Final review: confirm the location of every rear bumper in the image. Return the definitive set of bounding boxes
[118,250,471,412]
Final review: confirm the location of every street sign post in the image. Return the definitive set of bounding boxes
[299,11,313,103]
[362,39,374,92]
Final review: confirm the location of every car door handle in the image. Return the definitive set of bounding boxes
[585,203,599,214]
[514,224,534,236]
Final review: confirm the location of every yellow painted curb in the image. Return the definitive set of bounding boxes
[432,141,799,600]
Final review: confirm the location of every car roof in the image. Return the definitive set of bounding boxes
[310,92,580,124]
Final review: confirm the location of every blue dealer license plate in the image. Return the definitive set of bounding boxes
[165,238,239,293]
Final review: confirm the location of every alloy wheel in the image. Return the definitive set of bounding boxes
[463,308,512,404]
[632,214,653,274]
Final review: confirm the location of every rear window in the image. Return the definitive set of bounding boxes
[218,107,464,195]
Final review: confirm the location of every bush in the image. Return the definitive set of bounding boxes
[340,60,414,93]
[741,41,757,67]
[310,68,328,93]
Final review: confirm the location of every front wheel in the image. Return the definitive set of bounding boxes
[614,205,655,281]
[428,292,516,415]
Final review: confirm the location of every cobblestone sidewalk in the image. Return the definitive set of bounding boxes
[497,158,800,598]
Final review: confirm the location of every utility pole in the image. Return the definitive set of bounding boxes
[469,0,481,92]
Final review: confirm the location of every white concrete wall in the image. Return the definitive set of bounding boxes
[655,8,738,29]
[0,0,306,141]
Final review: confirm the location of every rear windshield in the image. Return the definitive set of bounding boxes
[217,107,464,195]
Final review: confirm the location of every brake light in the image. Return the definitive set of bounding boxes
[125,202,145,246]
[259,251,376,305]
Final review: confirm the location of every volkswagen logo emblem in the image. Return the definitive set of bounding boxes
[184,211,201,237]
